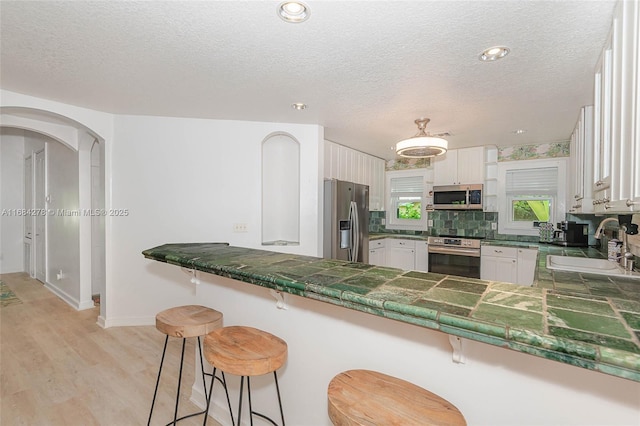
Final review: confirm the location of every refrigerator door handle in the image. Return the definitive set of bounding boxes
[349,201,359,262]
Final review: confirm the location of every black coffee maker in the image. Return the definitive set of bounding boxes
[553,221,589,247]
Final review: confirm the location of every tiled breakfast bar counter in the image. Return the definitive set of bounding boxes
[143,242,640,425]
[143,242,640,382]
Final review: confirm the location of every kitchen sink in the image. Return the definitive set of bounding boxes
[546,255,640,279]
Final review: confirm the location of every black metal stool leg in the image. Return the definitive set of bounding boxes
[148,335,169,426]
[203,367,216,426]
[247,377,254,426]
[173,338,187,425]
[246,373,283,426]
[197,337,208,401]
[202,369,235,426]
[237,376,245,426]
[274,371,285,426]
[221,372,235,425]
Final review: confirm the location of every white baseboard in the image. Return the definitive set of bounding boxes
[78,299,95,310]
[44,281,94,311]
[96,315,106,329]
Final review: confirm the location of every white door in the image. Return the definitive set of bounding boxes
[35,148,46,283]
[24,156,34,276]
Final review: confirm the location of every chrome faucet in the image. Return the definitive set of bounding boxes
[595,217,636,271]
[594,217,619,240]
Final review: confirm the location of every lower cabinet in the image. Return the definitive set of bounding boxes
[369,238,429,272]
[516,248,538,286]
[386,239,416,271]
[369,239,386,267]
[414,241,428,272]
[481,246,518,283]
[481,245,537,286]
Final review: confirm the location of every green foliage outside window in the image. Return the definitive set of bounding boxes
[397,202,421,220]
[512,200,550,221]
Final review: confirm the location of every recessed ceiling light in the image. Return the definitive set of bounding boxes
[291,103,307,110]
[513,129,526,135]
[479,46,510,61]
[278,2,310,23]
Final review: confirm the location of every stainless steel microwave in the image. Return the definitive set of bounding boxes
[432,184,483,210]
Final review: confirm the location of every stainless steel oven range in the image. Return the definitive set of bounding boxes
[427,236,482,279]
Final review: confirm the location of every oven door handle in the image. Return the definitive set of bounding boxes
[428,246,481,257]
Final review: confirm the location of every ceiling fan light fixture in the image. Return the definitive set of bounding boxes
[278,1,310,23]
[396,118,448,158]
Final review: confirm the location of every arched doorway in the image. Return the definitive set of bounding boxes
[0,107,106,319]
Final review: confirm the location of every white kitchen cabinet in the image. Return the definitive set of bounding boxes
[593,39,613,197]
[481,245,537,286]
[433,149,457,185]
[433,147,485,186]
[592,0,640,213]
[568,106,594,213]
[324,141,386,211]
[481,246,518,284]
[414,241,428,272]
[516,248,538,286]
[368,239,386,267]
[385,239,416,271]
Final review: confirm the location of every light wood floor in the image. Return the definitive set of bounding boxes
[0,272,222,426]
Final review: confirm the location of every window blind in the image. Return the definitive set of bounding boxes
[505,167,558,195]
[390,176,424,195]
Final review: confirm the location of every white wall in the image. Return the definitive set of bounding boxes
[194,273,640,426]
[45,137,80,304]
[108,114,323,325]
[0,128,25,273]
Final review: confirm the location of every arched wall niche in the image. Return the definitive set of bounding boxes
[261,132,300,246]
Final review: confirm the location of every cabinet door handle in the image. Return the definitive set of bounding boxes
[494,250,502,253]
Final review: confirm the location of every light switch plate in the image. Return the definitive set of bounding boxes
[491,222,497,230]
[428,219,433,227]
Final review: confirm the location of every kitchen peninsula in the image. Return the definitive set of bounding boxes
[143,242,640,378]
[143,242,640,424]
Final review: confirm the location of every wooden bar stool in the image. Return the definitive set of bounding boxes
[147,305,232,425]
[327,369,466,426]
[203,326,288,426]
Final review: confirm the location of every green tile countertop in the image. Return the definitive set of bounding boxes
[143,242,640,382]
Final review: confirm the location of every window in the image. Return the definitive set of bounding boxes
[498,159,567,236]
[386,170,428,231]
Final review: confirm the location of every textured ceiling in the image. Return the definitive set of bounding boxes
[0,1,617,159]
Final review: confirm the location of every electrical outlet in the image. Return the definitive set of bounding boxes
[427,219,433,227]
[233,223,248,233]
[491,222,497,230]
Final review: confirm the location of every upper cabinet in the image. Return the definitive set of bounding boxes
[484,146,498,212]
[432,146,485,185]
[592,0,639,213]
[568,106,594,214]
[324,140,386,211]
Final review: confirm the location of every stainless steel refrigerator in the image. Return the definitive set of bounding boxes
[323,179,369,263]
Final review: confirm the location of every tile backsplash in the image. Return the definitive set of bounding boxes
[370,211,640,252]
[370,210,536,241]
